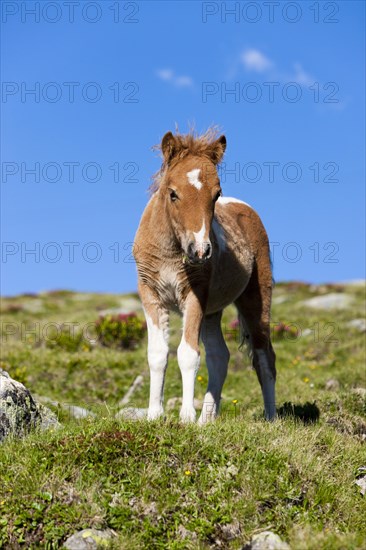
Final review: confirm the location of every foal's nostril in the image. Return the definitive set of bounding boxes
[187,242,197,260]
[203,242,212,259]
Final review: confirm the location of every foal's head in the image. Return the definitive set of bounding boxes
[156,130,226,264]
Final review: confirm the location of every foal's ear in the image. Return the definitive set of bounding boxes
[161,131,178,164]
[210,135,227,164]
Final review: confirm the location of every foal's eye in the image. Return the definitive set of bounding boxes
[169,189,179,202]
[213,190,222,202]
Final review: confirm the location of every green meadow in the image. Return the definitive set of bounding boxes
[0,282,365,549]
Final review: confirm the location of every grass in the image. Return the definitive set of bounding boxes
[0,283,365,549]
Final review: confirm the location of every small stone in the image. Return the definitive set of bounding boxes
[347,319,366,332]
[116,407,148,420]
[177,525,197,541]
[325,379,340,391]
[21,299,44,313]
[221,520,240,540]
[63,529,115,549]
[226,464,239,477]
[355,476,366,496]
[272,295,288,305]
[63,405,96,420]
[245,531,290,550]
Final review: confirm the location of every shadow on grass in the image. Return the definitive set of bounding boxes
[277,401,320,424]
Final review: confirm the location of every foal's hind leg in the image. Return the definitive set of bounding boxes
[198,310,230,424]
[235,263,276,420]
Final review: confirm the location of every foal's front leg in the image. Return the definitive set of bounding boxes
[139,283,169,420]
[178,292,204,423]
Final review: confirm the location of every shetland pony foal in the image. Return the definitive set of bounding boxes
[133,130,276,423]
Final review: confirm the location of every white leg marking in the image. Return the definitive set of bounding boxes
[177,335,200,423]
[256,349,276,420]
[145,312,169,420]
[187,168,202,190]
[198,314,229,424]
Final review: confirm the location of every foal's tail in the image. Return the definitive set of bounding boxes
[238,312,253,358]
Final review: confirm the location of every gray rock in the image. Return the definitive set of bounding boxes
[272,295,288,305]
[244,531,290,550]
[34,395,95,421]
[63,529,115,549]
[21,298,44,313]
[355,476,366,496]
[301,293,352,310]
[347,319,366,332]
[63,405,96,420]
[36,402,60,430]
[221,520,240,540]
[325,379,340,391]
[0,369,59,442]
[177,525,198,541]
[352,387,366,399]
[116,407,148,420]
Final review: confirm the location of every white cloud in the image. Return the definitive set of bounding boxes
[240,50,316,88]
[175,75,193,87]
[241,49,273,72]
[156,69,193,87]
[157,69,174,81]
[292,63,314,87]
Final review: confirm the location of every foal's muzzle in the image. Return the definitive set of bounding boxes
[187,241,212,264]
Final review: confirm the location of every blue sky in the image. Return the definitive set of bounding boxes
[1,0,365,296]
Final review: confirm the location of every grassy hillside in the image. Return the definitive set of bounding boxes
[0,282,365,549]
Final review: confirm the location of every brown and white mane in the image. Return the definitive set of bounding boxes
[133,129,276,423]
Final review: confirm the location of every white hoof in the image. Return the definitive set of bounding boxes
[198,401,217,425]
[147,406,164,421]
[179,407,196,423]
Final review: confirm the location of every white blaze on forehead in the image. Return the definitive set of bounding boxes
[187,168,202,190]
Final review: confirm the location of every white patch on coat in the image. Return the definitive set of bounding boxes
[212,218,226,253]
[256,349,276,420]
[145,311,169,420]
[193,220,206,249]
[218,196,251,207]
[187,168,202,190]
